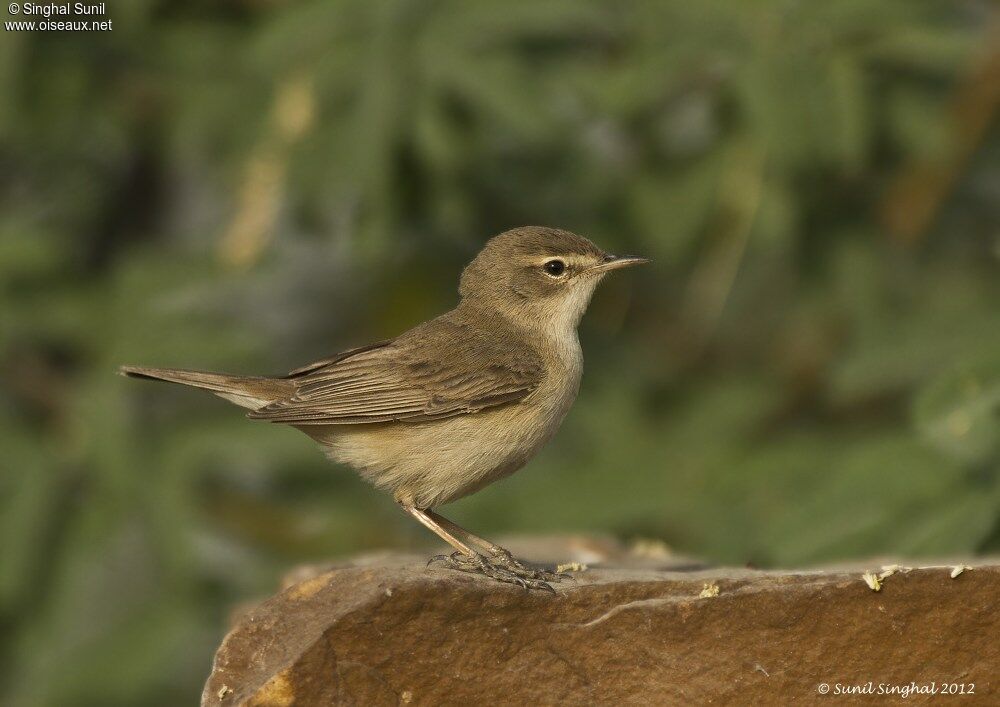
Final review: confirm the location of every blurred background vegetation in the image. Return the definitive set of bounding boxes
[2,0,999,704]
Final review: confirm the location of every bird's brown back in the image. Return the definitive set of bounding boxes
[251,306,545,425]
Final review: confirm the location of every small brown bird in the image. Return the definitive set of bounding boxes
[121,227,646,590]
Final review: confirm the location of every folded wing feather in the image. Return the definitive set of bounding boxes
[248,317,543,425]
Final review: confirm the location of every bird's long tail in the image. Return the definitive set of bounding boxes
[119,365,290,410]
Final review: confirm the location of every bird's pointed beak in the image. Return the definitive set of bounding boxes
[588,253,650,274]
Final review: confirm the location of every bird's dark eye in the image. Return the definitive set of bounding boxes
[543,259,566,277]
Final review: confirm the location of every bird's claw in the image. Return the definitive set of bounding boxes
[427,552,457,567]
[487,547,573,583]
[428,550,560,593]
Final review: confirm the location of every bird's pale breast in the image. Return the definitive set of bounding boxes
[307,334,583,508]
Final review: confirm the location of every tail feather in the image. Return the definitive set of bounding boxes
[119,365,290,410]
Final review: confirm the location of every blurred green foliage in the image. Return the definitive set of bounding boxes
[2,1,999,704]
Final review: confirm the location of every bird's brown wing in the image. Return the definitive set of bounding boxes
[248,317,543,425]
[283,340,394,377]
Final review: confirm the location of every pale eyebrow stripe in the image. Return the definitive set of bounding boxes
[528,255,591,267]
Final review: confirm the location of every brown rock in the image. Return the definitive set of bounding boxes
[202,539,998,706]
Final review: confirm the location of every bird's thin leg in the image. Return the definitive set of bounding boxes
[400,504,557,592]
[400,505,477,556]
[423,510,503,555]
[423,509,569,584]
[416,509,571,582]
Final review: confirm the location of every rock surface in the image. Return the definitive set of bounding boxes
[202,537,997,705]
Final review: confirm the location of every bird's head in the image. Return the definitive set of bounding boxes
[459,227,647,333]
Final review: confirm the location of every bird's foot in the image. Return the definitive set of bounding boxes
[427,551,560,592]
[486,546,574,582]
